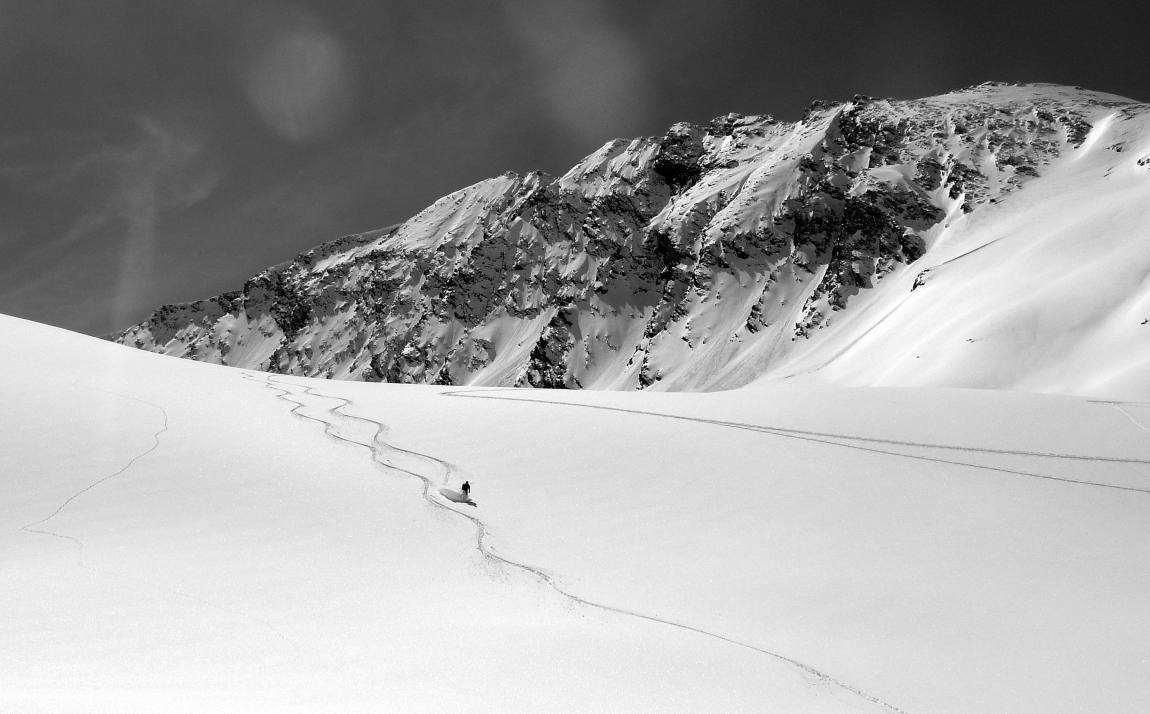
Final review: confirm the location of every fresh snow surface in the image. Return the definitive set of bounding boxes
[5,313,1150,712]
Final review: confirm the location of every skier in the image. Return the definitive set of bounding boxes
[461,481,471,499]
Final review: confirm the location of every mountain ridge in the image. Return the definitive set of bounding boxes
[117,82,1150,396]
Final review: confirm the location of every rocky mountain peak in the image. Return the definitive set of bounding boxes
[116,83,1149,393]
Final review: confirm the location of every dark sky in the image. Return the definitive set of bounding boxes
[2,0,1147,335]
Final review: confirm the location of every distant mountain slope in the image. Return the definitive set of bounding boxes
[116,83,1150,396]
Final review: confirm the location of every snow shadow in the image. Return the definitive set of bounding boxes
[438,487,476,507]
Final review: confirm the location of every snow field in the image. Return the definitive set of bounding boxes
[5,312,1150,711]
[317,377,1150,713]
[1,315,893,712]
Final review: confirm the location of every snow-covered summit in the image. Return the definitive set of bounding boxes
[117,83,1150,397]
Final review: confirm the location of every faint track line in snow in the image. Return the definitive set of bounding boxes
[794,293,913,377]
[1092,401,1150,438]
[17,388,299,652]
[448,389,1150,464]
[441,390,1150,495]
[250,373,912,714]
[930,235,1007,270]
[20,392,169,539]
[1115,405,1150,437]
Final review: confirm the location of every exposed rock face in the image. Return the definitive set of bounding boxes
[116,83,1140,390]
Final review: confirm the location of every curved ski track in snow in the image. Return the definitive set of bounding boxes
[20,390,169,546]
[249,373,913,714]
[16,387,299,650]
[441,390,1150,495]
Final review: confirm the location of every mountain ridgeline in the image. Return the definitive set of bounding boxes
[117,83,1149,392]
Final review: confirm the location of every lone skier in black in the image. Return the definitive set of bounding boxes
[461,481,471,499]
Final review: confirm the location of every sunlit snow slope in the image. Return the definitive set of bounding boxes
[117,83,1150,398]
[1,314,890,713]
[7,314,1150,713]
[772,87,1150,397]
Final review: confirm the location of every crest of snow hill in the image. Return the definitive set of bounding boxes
[118,83,1150,392]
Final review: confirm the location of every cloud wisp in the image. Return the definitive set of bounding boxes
[235,5,356,144]
[0,114,221,332]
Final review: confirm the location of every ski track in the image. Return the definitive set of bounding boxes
[21,390,169,539]
[1093,401,1150,439]
[794,292,914,378]
[248,373,913,714]
[16,387,299,651]
[929,234,1007,271]
[440,390,1150,495]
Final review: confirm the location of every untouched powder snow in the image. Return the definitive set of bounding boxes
[5,313,1150,712]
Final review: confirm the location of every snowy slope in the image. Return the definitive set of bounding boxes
[767,86,1150,398]
[0,314,896,713]
[7,314,1150,712]
[115,83,1150,399]
[314,377,1150,714]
